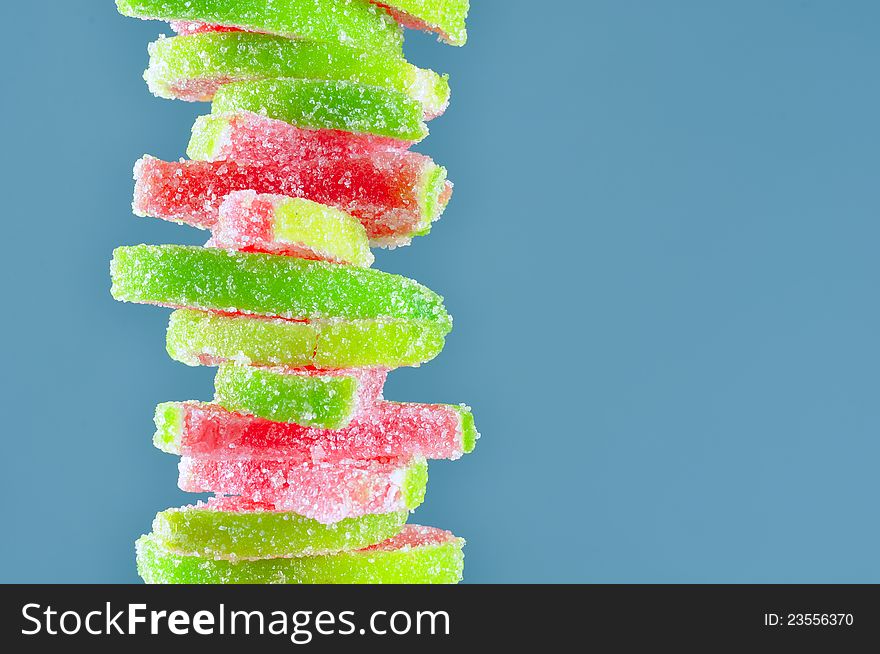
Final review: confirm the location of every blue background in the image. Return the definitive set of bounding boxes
[2,1,879,583]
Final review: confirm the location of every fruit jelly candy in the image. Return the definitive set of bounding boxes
[376,0,470,46]
[167,1,471,47]
[167,309,315,368]
[211,79,429,141]
[165,309,449,369]
[211,365,387,428]
[152,498,407,559]
[132,155,449,245]
[136,525,464,584]
[145,32,450,117]
[154,400,477,462]
[188,112,412,164]
[210,191,374,267]
[169,21,244,36]
[176,457,428,524]
[116,0,404,56]
[110,245,451,325]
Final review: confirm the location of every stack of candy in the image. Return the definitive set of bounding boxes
[111,0,476,584]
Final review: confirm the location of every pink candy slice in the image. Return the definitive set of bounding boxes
[178,456,426,524]
[193,112,411,163]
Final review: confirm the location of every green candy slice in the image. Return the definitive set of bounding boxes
[211,79,428,141]
[166,309,449,369]
[167,309,315,368]
[263,197,373,267]
[137,525,465,584]
[146,32,449,116]
[313,317,450,368]
[116,0,403,56]
[110,245,450,324]
[382,0,470,46]
[212,364,383,427]
[152,501,407,559]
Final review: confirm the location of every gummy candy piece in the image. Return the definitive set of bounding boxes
[169,21,244,36]
[145,32,449,117]
[376,0,470,46]
[154,400,477,461]
[311,317,450,369]
[212,79,429,141]
[188,112,411,164]
[212,364,387,427]
[167,309,315,368]
[136,525,464,584]
[152,497,407,559]
[116,0,404,56]
[166,309,449,369]
[177,457,428,523]
[110,245,451,325]
[133,155,450,245]
[210,191,374,267]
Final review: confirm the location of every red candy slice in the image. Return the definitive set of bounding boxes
[133,152,451,245]
[156,400,477,462]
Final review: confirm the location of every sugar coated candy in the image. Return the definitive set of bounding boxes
[137,525,465,584]
[152,497,407,559]
[154,400,477,461]
[168,21,245,36]
[210,192,374,267]
[212,79,429,141]
[188,112,412,163]
[115,0,476,585]
[145,32,450,116]
[212,364,387,428]
[157,366,384,432]
[177,457,428,523]
[166,309,449,369]
[110,245,451,324]
[376,0,470,46]
[133,155,450,245]
[116,0,404,55]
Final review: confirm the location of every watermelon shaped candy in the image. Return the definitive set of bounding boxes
[154,400,477,461]
[176,457,428,524]
[153,498,408,559]
[110,245,451,325]
[137,525,464,584]
[210,191,374,267]
[116,0,404,56]
[145,32,450,117]
[133,154,450,245]
[212,364,387,427]
[374,0,470,46]
[165,309,450,370]
[188,112,411,163]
